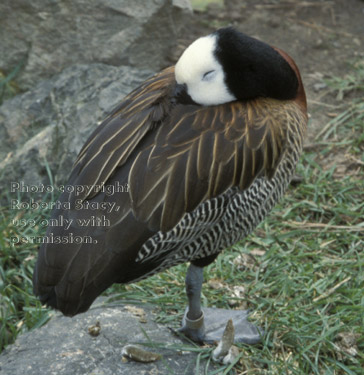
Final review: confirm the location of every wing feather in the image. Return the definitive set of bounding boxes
[197,132,215,180]
[184,141,208,212]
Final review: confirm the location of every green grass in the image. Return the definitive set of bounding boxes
[0,63,363,373]
[0,188,54,351]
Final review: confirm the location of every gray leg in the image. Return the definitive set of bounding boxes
[185,263,203,320]
[179,264,206,342]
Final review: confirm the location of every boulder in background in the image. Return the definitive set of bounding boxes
[0,64,152,191]
[0,0,191,90]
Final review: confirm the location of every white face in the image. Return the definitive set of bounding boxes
[175,35,236,106]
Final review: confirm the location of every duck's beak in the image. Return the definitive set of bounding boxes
[172,83,197,105]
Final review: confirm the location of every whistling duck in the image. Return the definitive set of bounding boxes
[33,27,307,344]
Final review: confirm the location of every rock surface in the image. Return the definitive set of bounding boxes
[0,63,152,192]
[0,299,219,375]
[0,0,191,89]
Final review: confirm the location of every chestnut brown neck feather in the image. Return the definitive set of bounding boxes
[273,47,307,112]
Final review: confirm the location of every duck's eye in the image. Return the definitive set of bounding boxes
[202,70,216,81]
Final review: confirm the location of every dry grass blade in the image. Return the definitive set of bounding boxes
[313,276,351,302]
[284,221,364,232]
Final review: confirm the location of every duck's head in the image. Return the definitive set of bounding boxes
[174,27,300,106]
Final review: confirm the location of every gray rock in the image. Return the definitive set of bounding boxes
[173,0,193,11]
[0,63,152,192]
[0,0,191,90]
[0,299,220,375]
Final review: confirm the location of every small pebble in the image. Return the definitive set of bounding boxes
[88,321,101,337]
[122,344,161,363]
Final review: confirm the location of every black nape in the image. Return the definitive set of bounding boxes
[214,27,299,101]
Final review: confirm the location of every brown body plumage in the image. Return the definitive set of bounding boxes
[33,28,307,325]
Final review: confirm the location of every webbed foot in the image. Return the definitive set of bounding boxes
[180,307,263,345]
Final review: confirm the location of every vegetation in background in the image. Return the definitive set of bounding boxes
[190,0,224,12]
[1,63,363,374]
[0,188,54,351]
[0,59,24,105]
